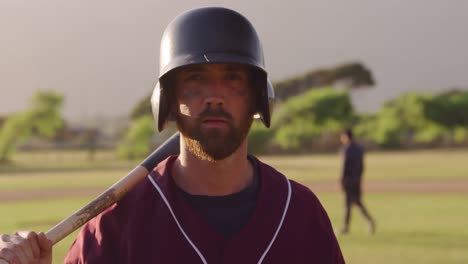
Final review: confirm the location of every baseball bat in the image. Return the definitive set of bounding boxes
[45,132,180,244]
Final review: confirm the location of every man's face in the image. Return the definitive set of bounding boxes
[172,63,255,161]
[340,133,350,145]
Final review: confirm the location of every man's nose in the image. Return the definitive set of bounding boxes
[202,81,226,107]
[203,95,225,108]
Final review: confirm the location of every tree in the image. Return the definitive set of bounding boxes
[0,91,64,163]
[29,91,64,137]
[248,120,275,154]
[423,90,468,144]
[0,116,6,128]
[424,91,468,129]
[0,112,34,162]
[271,87,354,151]
[274,62,375,101]
[364,93,447,148]
[117,115,155,159]
[130,94,152,120]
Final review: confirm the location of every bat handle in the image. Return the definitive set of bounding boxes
[46,132,180,245]
[45,166,149,245]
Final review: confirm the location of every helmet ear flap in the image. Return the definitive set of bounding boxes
[251,70,275,128]
[151,82,175,132]
[266,79,275,125]
[257,79,275,128]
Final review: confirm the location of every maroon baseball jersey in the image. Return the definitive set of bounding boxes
[64,155,344,263]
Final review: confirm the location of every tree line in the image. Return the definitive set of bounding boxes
[248,88,468,154]
[118,61,468,158]
[1,62,467,161]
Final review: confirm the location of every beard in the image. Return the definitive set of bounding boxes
[176,107,253,161]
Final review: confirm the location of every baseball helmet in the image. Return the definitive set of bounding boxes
[151,7,275,131]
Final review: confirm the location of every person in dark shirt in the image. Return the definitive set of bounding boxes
[339,128,375,235]
[0,7,345,263]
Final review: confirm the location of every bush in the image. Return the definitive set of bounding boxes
[248,121,275,154]
[271,87,354,152]
[117,115,155,159]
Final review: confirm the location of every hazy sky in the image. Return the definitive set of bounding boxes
[1,0,467,120]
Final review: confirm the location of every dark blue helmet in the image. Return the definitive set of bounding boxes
[151,7,274,131]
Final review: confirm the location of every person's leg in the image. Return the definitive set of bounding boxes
[355,189,375,234]
[340,190,352,234]
[356,201,374,221]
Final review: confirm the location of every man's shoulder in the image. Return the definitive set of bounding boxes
[253,156,321,205]
[288,179,323,207]
[352,142,364,150]
[253,156,287,183]
[346,142,364,154]
[101,157,174,217]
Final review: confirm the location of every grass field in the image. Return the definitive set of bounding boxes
[1,149,468,263]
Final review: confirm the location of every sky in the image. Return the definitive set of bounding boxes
[1,0,467,120]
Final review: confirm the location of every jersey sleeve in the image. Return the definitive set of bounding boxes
[63,204,122,264]
[291,181,346,263]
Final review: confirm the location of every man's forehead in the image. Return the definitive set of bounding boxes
[178,63,250,72]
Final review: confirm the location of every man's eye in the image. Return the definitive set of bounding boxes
[181,88,201,98]
[186,74,203,81]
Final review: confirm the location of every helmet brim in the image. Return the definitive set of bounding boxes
[159,52,266,79]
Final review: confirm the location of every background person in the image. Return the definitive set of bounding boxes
[339,128,375,235]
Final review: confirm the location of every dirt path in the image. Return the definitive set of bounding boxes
[1,180,468,202]
[308,180,468,193]
[0,187,105,202]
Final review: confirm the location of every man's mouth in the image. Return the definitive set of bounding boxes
[202,117,229,127]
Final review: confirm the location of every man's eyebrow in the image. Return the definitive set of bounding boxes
[180,65,205,73]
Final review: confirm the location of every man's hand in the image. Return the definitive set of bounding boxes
[0,231,52,264]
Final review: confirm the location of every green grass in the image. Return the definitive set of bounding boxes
[318,192,468,264]
[260,148,468,182]
[0,169,129,190]
[0,197,93,263]
[3,148,468,189]
[1,149,468,263]
[0,150,135,190]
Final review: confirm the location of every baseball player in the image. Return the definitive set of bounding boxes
[0,7,344,263]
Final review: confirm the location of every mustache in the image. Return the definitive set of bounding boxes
[197,107,233,121]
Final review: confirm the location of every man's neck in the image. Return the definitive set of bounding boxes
[172,138,254,196]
